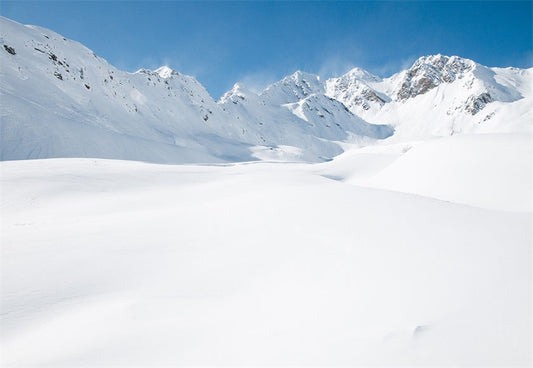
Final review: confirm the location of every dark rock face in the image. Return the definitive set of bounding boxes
[361,88,385,104]
[3,44,16,55]
[464,92,493,115]
[328,74,387,113]
[354,87,386,110]
[397,55,475,101]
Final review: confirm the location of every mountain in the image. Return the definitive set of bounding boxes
[261,71,325,104]
[0,17,243,163]
[218,76,392,161]
[326,54,532,140]
[0,16,531,163]
[0,17,390,163]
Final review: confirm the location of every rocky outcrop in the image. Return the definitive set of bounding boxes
[396,55,475,100]
[325,70,386,114]
[464,92,493,115]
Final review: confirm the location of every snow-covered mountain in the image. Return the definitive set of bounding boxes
[326,54,532,140]
[0,17,390,163]
[218,76,392,161]
[1,16,531,163]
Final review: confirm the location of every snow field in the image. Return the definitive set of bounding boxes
[2,142,531,365]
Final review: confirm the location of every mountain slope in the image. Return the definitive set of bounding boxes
[218,78,392,161]
[0,17,252,163]
[0,17,390,163]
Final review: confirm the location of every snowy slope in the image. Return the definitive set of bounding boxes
[2,156,531,366]
[0,17,259,163]
[218,81,392,161]
[261,70,325,104]
[316,133,532,212]
[0,16,390,164]
[357,134,532,212]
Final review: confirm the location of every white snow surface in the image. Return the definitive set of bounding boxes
[2,132,532,366]
[317,133,533,212]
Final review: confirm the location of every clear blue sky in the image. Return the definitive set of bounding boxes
[2,1,532,98]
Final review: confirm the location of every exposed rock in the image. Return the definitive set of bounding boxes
[3,44,16,55]
[464,92,493,115]
[396,55,475,100]
[326,75,386,114]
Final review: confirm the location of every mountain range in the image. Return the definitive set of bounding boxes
[1,16,531,163]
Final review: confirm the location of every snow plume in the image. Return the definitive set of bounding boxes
[238,70,279,94]
[318,55,358,80]
[372,55,418,78]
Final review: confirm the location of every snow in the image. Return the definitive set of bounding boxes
[2,137,531,365]
[357,134,532,212]
[317,133,533,212]
[154,65,176,79]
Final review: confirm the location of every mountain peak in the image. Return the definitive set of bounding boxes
[219,82,257,103]
[232,82,247,91]
[410,54,477,73]
[289,70,320,82]
[261,71,324,104]
[344,67,381,82]
[396,54,477,100]
[155,65,178,78]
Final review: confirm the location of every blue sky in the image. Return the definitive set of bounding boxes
[2,1,532,98]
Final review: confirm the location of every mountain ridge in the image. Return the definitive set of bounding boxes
[1,16,530,163]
